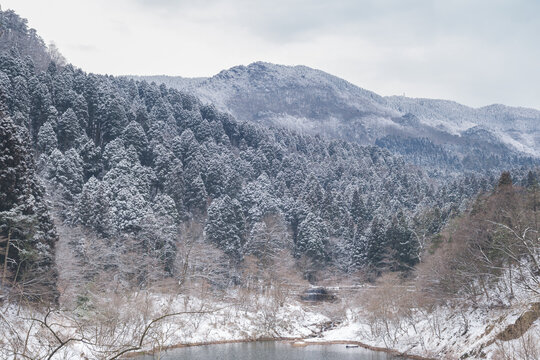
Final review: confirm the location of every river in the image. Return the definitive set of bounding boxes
[137,341,396,359]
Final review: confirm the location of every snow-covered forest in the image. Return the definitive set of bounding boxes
[0,8,539,360]
[133,63,539,178]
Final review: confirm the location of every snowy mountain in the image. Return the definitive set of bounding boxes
[386,97,540,156]
[131,62,539,174]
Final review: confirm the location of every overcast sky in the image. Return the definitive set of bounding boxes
[3,0,540,109]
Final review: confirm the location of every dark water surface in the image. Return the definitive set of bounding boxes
[139,341,395,360]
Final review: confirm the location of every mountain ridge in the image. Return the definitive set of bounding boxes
[129,62,539,172]
[129,61,540,112]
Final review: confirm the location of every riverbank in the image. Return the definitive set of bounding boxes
[121,297,539,360]
[0,291,330,359]
[311,299,540,359]
[1,287,538,359]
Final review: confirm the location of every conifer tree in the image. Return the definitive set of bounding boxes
[350,188,369,225]
[295,212,329,263]
[498,171,512,188]
[349,230,368,271]
[365,216,387,270]
[77,176,111,236]
[184,163,208,215]
[29,81,53,139]
[37,121,57,154]
[57,108,80,150]
[0,114,57,296]
[205,195,245,259]
[385,212,419,271]
[98,96,128,146]
[122,120,148,163]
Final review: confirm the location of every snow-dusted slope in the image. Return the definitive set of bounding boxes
[131,62,539,173]
[386,96,540,156]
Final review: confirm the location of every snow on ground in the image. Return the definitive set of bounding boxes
[0,291,329,359]
[1,284,538,359]
[307,282,540,359]
[310,303,536,359]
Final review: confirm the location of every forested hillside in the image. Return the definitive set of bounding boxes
[0,9,504,295]
[318,173,540,359]
[0,8,537,294]
[135,63,539,177]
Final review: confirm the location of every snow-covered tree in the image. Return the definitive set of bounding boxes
[184,164,207,215]
[205,195,245,259]
[0,114,57,297]
[122,120,148,162]
[385,212,419,271]
[295,212,329,263]
[77,176,111,236]
[37,121,57,154]
[57,108,81,150]
[244,214,290,267]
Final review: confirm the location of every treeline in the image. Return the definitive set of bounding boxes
[0,9,65,71]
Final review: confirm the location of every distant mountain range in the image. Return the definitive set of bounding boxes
[129,62,539,175]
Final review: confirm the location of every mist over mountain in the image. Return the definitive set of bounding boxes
[132,62,539,176]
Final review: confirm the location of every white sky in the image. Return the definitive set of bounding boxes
[3,0,540,109]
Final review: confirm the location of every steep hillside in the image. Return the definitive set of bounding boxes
[0,9,493,290]
[386,96,540,157]
[133,62,539,176]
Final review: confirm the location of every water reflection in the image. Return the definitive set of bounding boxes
[139,341,394,360]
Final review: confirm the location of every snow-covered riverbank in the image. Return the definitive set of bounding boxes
[1,287,538,359]
[313,301,539,359]
[0,291,328,359]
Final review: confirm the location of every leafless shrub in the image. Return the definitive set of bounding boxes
[416,185,540,304]
[494,327,540,360]
[360,273,417,347]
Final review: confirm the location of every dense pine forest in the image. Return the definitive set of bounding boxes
[0,8,511,293]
